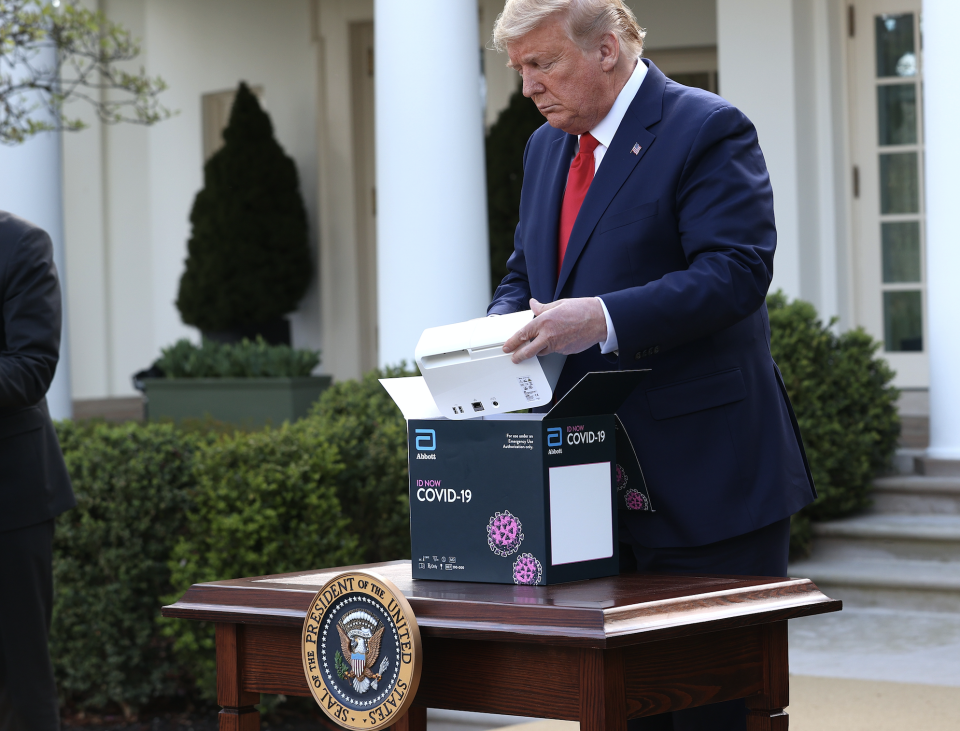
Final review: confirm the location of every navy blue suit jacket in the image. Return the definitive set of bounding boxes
[488,61,816,548]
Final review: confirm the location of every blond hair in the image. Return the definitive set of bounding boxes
[492,0,645,59]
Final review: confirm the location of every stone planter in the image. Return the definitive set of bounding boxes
[143,376,332,427]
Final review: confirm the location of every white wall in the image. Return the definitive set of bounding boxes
[62,0,320,398]
[718,0,801,302]
[792,0,850,326]
[314,0,374,382]
[717,0,849,326]
[627,0,717,50]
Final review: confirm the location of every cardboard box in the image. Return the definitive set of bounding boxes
[382,370,651,585]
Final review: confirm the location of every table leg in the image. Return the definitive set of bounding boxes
[388,706,426,731]
[578,648,627,731]
[216,623,261,731]
[746,621,789,730]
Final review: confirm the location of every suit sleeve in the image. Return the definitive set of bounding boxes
[0,226,62,410]
[600,105,776,363]
[488,136,534,315]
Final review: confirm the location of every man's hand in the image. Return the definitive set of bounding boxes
[502,298,607,364]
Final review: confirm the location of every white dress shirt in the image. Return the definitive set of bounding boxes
[584,59,647,355]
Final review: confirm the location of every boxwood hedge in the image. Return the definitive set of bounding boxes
[164,420,362,699]
[52,421,202,714]
[767,292,900,556]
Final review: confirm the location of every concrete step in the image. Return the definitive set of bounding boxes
[916,457,960,478]
[427,710,540,731]
[789,557,960,613]
[899,414,929,449]
[810,514,960,561]
[871,475,960,515]
[892,447,924,475]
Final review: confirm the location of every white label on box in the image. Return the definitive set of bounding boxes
[548,461,613,566]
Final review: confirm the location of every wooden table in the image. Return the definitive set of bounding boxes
[161,560,840,731]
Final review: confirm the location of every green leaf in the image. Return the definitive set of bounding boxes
[766,291,901,559]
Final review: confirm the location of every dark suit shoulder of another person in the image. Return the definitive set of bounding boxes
[0,210,75,533]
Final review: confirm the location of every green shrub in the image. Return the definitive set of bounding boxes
[50,366,423,709]
[156,337,320,378]
[486,86,545,292]
[51,421,203,715]
[165,421,362,699]
[309,365,414,564]
[767,292,900,557]
[176,82,312,332]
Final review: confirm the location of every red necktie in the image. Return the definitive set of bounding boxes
[558,132,600,273]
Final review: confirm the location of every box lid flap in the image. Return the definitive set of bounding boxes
[545,369,649,419]
[378,376,444,420]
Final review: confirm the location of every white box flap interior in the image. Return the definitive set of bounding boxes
[378,377,443,420]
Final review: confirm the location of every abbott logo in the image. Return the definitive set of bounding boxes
[547,427,562,448]
[415,429,436,451]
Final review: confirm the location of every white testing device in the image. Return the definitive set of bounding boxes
[413,310,566,420]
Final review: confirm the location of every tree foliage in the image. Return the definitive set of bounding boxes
[485,85,545,292]
[176,82,312,332]
[0,0,171,145]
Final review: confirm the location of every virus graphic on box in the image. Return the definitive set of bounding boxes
[513,553,542,585]
[487,510,524,556]
[616,464,629,490]
[624,489,646,511]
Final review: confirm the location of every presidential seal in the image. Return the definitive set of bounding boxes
[301,571,422,730]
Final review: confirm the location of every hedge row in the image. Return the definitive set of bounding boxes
[51,368,411,714]
[767,292,900,555]
[50,304,898,713]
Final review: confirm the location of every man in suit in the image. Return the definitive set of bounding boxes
[488,2,815,728]
[0,211,75,731]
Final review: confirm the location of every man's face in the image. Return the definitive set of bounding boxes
[507,18,616,135]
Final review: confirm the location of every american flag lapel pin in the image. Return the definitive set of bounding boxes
[631,143,642,155]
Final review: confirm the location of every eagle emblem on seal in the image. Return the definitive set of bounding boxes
[335,610,390,694]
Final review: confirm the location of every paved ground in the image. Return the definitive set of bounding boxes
[491,676,960,731]
[788,606,960,686]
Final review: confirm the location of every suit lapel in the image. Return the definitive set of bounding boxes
[530,133,576,302]
[554,60,667,299]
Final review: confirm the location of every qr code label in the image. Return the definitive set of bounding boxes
[518,376,540,402]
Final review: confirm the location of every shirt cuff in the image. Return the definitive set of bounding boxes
[596,296,618,354]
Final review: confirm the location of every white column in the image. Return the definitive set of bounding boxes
[374,0,491,368]
[717,0,801,301]
[0,46,73,420]
[922,0,960,462]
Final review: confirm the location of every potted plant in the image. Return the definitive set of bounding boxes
[140,338,331,427]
